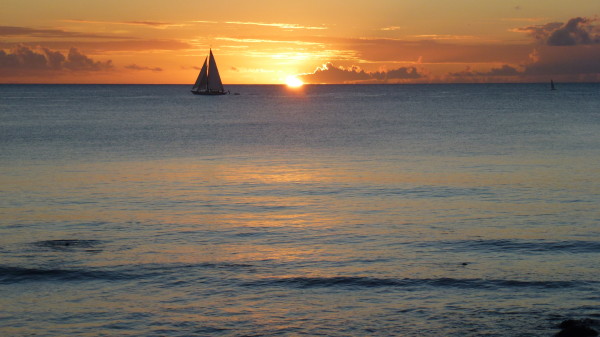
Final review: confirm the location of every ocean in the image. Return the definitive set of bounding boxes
[1,83,599,336]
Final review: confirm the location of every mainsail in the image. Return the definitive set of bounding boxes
[207,50,224,93]
[191,49,227,95]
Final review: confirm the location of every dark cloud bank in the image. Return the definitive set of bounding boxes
[299,62,424,84]
[0,45,112,75]
[517,17,600,46]
[453,17,600,81]
[303,17,600,83]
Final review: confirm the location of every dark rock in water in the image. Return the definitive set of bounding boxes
[556,319,599,337]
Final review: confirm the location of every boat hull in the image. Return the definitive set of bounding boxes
[191,90,228,95]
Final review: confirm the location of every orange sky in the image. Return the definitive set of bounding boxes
[1,0,599,84]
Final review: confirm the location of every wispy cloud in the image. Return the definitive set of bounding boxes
[224,21,327,30]
[62,19,186,29]
[413,34,477,40]
[0,25,132,39]
[380,26,402,31]
[0,39,193,53]
[324,36,532,64]
[190,20,219,24]
[215,37,323,46]
[125,64,162,71]
[500,17,549,23]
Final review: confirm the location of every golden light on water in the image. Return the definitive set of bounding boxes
[285,76,304,88]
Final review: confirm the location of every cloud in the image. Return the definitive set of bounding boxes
[319,36,532,64]
[515,18,600,79]
[547,17,599,46]
[444,17,600,82]
[299,63,369,83]
[514,17,600,46]
[412,34,477,40]
[372,67,424,80]
[0,45,112,75]
[61,19,184,29]
[298,62,424,84]
[523,45,600,77]
[0,25,191,54]
[190,20,219,24]
[512,22,562,40]
[125,64,162,72]
[224,21,326,30]
[449,64,521,79]
[448,44,600,82]
[0,25,132,39]
[215,37,322,46]
[501,17,549,23]
[0,39,193,53]
[63,48,112,71]
[380,26,402,31]
[486,64,521,76]
[191,20,326,30]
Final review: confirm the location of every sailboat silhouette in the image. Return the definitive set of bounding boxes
[191,49,228,95]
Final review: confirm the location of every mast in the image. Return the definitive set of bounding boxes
[192,57,208,92]
[207,49,224,93]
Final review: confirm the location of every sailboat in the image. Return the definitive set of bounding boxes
[551,79,556,91]
[191,49,228,95]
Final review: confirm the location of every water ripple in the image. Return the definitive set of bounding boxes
[245,276,588,290]
[426,239,600,254]
[32,239,104,251]
[0,266,130,283]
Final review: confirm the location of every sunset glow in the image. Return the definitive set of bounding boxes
[1,0,599,84]
[286,76,304,88]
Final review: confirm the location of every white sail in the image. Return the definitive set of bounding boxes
[207,49,224,93]
[192,57,208,92]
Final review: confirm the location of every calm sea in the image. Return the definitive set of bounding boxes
[1,83,599,336]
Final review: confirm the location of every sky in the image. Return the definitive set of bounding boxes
[1,0,599,84]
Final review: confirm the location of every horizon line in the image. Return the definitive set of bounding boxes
[1,81,597,85]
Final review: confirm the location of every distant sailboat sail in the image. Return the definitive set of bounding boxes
[191,49,228,95]
[207,50,224,93]
[192,57,208,92]
[551,79,556,91]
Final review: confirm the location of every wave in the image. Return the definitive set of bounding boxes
[368,186,494,199]
[425,239,600,254]
[0,262,255,284]
[245,276,590,290]
[295,185,493,199]
[0,266,129,283]
[32,239,104,251]
[2,261,595,293]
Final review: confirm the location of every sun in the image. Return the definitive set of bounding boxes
[286,76,304,88]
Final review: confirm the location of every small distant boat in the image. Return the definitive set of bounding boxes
[551,79,556,91]
[191,49,228,95]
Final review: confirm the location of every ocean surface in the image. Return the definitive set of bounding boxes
[1,83,599,336]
